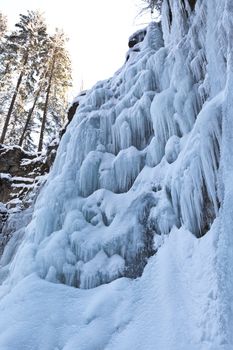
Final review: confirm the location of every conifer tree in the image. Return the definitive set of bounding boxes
[0,12,72,151]
[18,41,49,149]
[140,0,163,14]
[0,13,7,39]
[37,30,72,152]
[0,10,47,144]
[0,13,15,134]
[18,86,41,147]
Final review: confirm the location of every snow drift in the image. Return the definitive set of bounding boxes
[1,0,233,348]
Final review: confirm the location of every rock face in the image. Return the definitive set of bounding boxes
[0,144,54,205]
[0,141,59,254]
[60,90,87,137]
[0,146,36,204]
[128,28,147,48]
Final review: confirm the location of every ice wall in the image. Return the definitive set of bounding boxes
[0,0,231,300]
[0,22,165,289]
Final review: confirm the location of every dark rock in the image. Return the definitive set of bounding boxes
[189,0,196,10]
[128,29,147,48]
[0,175,12,203]
[68,102,79,122]
[60,91,87,138]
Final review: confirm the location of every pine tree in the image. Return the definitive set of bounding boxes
[0,12,72,151]
[0,10,47,144]
[38,30,72,152]
[0,13,7,39]
[18,43,49,149]
[0,13,15,136]
[18,86,41,147]
[140,0,163,15]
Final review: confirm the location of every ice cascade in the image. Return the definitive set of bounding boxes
[0,1,227,290]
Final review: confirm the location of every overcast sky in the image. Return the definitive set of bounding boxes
[1,0,150,99]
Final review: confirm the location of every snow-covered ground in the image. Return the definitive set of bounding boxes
[0,226,222,350]
[1,0,233,348]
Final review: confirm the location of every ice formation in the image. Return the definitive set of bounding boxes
[1,0,233,348]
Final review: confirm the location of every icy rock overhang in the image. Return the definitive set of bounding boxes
[128,27,147,49]
[1,0,226,290]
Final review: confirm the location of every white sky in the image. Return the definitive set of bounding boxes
[1,0,150,100]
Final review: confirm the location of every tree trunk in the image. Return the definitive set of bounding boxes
[0,51,28,144]
[19,87,41,147]
[37,54,55,152]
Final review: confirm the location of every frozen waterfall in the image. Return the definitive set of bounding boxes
[1,0,233,349]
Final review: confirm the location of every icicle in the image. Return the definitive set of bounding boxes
[112,147,145,193]
[170,93,222,236]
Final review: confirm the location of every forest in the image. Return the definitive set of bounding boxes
[0,11,72,152]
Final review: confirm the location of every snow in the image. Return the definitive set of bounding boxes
[0,225,223,350]
[11,176,34,183]
[11,183,34,188]
[0,173,11,181]
[0,0,233,348]
[0,203,7,214]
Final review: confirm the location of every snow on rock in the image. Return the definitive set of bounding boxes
[0,142,57,258]
[0,0,233,348]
